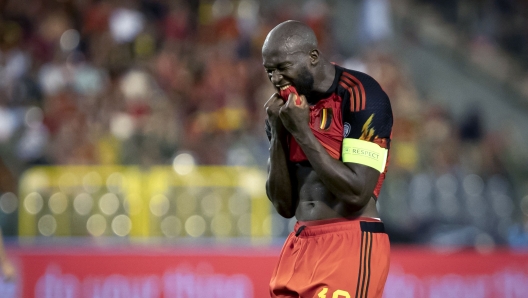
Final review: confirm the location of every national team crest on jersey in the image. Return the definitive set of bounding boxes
[343,122,351,137]
[319,108,333,130]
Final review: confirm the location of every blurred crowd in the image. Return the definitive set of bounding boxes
[417,0,528,64]
[0,0,527,247]
[0,0,277,176]
[408,0,528,96]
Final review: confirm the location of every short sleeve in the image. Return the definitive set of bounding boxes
[341,71,393,149]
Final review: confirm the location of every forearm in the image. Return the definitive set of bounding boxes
[266,135,296,218]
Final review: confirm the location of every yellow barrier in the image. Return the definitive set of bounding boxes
[18,166,271,242]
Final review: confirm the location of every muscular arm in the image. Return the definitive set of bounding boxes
[266,122,297,218]
[280,95,379,211]
[295,129,379,211]
[264,94,298,218]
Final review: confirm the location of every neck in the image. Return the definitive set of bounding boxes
[313,59,336,93]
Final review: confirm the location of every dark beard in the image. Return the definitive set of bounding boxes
[293,66,314,99]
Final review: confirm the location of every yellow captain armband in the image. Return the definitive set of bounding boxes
[342,138,388,172]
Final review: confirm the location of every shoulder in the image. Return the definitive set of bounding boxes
[334,66,393,141]
[336,66,386,97]
[334,65,391,114]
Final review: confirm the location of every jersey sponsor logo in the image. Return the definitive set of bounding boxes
[343,122,351,137]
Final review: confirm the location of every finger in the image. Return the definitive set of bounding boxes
[294,94,303,106]
[283,93,294,110]
[286,93,293,104]
[264,93,282,108]
[299,95,307,107]
[287,93,302,107]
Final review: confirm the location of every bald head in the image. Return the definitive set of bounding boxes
[262,20,334,96]
[262,20,318,55]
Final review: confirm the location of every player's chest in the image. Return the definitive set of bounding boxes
[308,94,344,137]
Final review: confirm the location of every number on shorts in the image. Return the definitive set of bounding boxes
[318,288,328,298]
[317,288,351,298]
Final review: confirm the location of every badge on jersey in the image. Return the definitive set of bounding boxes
[343,122,351,137]
[319,108,333,131]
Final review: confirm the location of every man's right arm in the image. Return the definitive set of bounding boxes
[265,119,296,218]
[264,93,298,218]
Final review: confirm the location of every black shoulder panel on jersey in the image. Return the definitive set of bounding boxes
[336,65,393,145]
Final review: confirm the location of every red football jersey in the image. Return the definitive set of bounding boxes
[266,65,393,199]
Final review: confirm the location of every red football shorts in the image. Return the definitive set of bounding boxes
[269,217,390,298]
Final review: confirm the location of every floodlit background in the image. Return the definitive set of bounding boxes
[1,0,528,297]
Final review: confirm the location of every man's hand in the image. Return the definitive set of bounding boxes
[264,93,287,135]
[279,93,310,137]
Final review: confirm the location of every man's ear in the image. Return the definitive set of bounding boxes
[309,49,319,65]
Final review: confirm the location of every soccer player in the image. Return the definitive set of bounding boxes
[263,20,393,298]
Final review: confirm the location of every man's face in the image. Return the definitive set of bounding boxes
[262,48,314,96]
